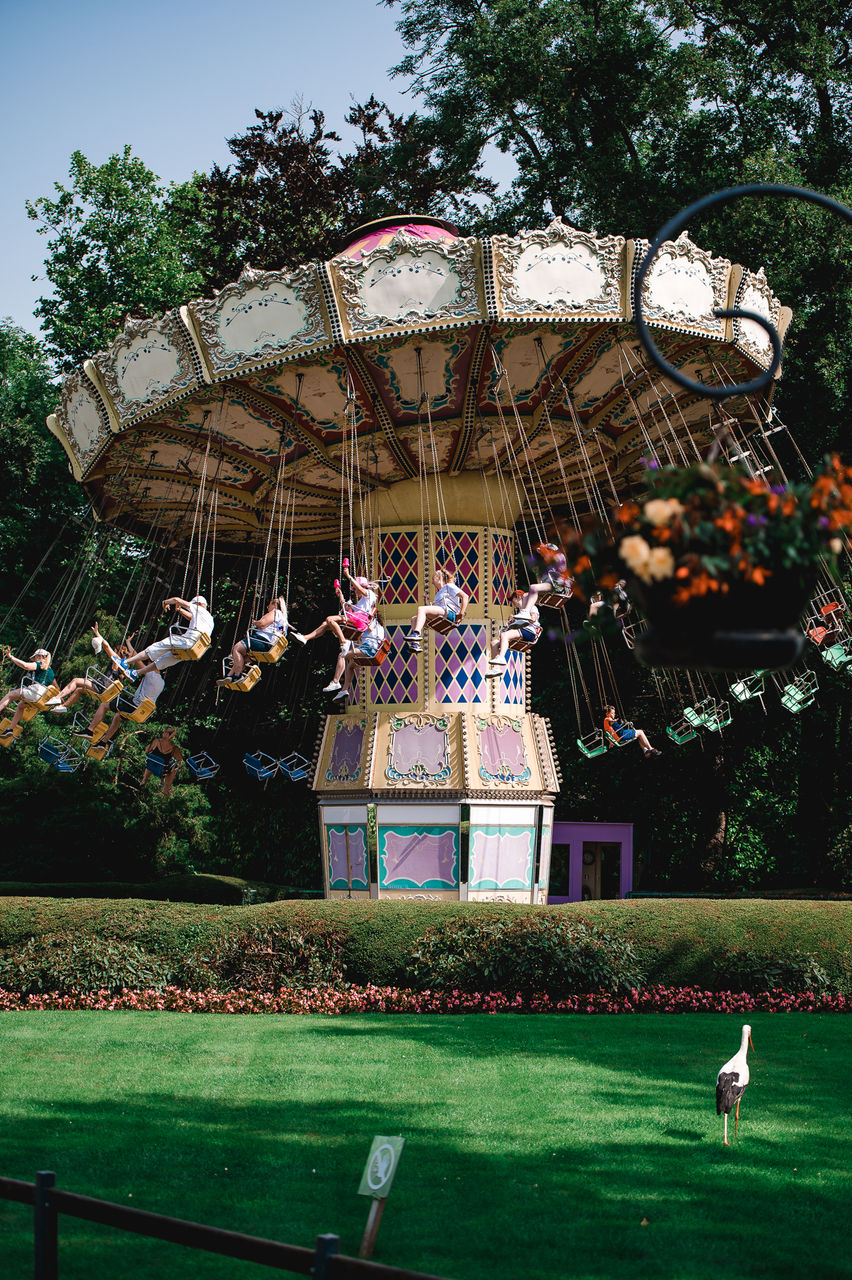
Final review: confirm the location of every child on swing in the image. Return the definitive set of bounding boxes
[227,596,288,680]
[602,705,661,757]
[486,589,541,677]
[405,563,469,652]
[292,561,378,691]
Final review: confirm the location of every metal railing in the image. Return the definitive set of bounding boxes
[1,1171,451,1280]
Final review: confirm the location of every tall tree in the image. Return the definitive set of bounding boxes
[27,148,207,370]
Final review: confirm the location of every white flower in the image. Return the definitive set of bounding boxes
[647,547,676,580]
[619,535,652,581]
[644,497,683,526]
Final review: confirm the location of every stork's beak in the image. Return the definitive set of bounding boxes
[749,1034,755,1051]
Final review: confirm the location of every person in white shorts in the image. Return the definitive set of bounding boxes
[125,595,214,674]
[77,668,166,746]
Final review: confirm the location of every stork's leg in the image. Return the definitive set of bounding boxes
[723,1113,728,1145]
[735,1098,740,1139]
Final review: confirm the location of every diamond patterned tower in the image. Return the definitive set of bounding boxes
[313,475,561,903]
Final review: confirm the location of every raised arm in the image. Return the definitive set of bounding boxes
[163,596,193,621]
[6,651,36,672]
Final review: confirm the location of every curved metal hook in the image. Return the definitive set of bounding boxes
[633,183,852,401]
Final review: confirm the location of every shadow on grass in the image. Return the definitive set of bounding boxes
[1,1012,850,1280]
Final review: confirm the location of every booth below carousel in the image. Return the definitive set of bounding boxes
[547,821,634,902]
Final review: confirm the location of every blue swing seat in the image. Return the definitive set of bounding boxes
[279,751,311,782]
[244,751,279,781]
[38,737,82,773]
[186,752,219,782]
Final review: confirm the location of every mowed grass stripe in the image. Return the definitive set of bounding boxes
[0,1013,848,1279]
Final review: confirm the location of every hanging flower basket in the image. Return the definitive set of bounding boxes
[546,455,852,672]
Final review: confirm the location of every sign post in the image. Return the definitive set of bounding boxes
[356,1135,406,1259]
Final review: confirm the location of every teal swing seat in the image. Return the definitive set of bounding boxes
[577,729,608,759]
[730,671,766,702]
[780,672,818,713]
[822,639,852,671]
[702,700,732,731]
[666,717,699,745]
[683,698,717,728]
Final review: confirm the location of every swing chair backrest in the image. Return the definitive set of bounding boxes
[116,692,157,723]
[279,751,311,781]
[425,613,457,636]
[83,667,124,704]
[217,662,261,693]
[730,672,765,702]
[0,717,24,744]
[187,752,219,781]
[781,671,819,711]
[508,637,535,653]
[243,751,279,781]
[20,683,60,723]
[168,626,211,661]
[822,638,852,670]
[702,700,732,731]
[86,739,114,762]
[537,588,571,610]
[351,635,391,667]
[250,633,288,663]
[38,737,67,765]
[683,698,718,728]
[577,729,608,758]
[666,719,699,745]
[604,721,635,748]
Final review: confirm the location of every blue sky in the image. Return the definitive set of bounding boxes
[1,0,416,336]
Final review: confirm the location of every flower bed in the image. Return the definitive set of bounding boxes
[0,984,848,1015]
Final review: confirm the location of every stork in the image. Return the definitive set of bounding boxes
[716,1023,754,1144]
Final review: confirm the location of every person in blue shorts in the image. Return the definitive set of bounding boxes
[603,705,660,757]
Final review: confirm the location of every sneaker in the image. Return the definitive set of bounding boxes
[323,681,341,693]
[405,631,421,642]
[406,641,422,653]
[44,696,64,708]
[118,660,138,681]
[485,663,506,679]
[49,704,69,715]
[291,632,308,645]
[333,688,349,701]
[75,729,95,740]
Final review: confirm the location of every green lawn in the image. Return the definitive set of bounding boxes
[0,1013,848,1279]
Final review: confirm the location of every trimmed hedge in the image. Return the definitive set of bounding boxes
[0,898,850,995]
[0,875,321,905]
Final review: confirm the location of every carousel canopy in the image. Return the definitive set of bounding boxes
[48,216,790,548]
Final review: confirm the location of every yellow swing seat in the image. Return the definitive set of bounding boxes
[86,739,115,762]
[217,664,261,693]
[20,683,60,722]
[169,630,211,661]
[250,633,288,663]
[117,696,157,723]
[0,717,24,745]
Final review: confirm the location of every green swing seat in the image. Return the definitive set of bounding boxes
[683,698,717,728]
[730,671,766,702]
[780,672,818,713]
[822,640,852,671]
[577,730,609,759]
[666,718,699,745]
[703,700,732,731]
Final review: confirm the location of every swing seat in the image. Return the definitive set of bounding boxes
[537,588,572,610]
[339,617,372,642]
[186,752,219,781]
[621,620,647,651]
[730,672,766,702]
[683,698,718,728]
[279,751,311,782]
[86,739,114,762]
[0,718,24,744]
[217,664,261,693]
[54,750,83,774]
[577,730,608,759]
[168,628,211,661]
[38,738,66,765]
[351,636,391,667]
[666,719,698,745]
[20,685,59,722]
[72,714,110,743]
[244,751,279,781]
[425,614,457,636]
[822,640,852,670]
[117,694,156,723]
[250,633,288,663]
[604,721,636,748]
[83,668,124,704]
[781,673,818,713]
[703,700,732,731]
[508,637,535,653]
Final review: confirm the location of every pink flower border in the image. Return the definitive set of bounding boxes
[0,985,848,1014]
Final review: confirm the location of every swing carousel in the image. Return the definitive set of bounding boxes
[45,213,792,900]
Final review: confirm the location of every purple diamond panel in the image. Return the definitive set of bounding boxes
[434,531,480,605]
[491,532,515,607]
[499,651,525,706]
[435,624,487,705]
[369,625,419,705]
[380,531,420,605]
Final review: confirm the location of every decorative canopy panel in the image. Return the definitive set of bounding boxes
[48,217,791,550]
